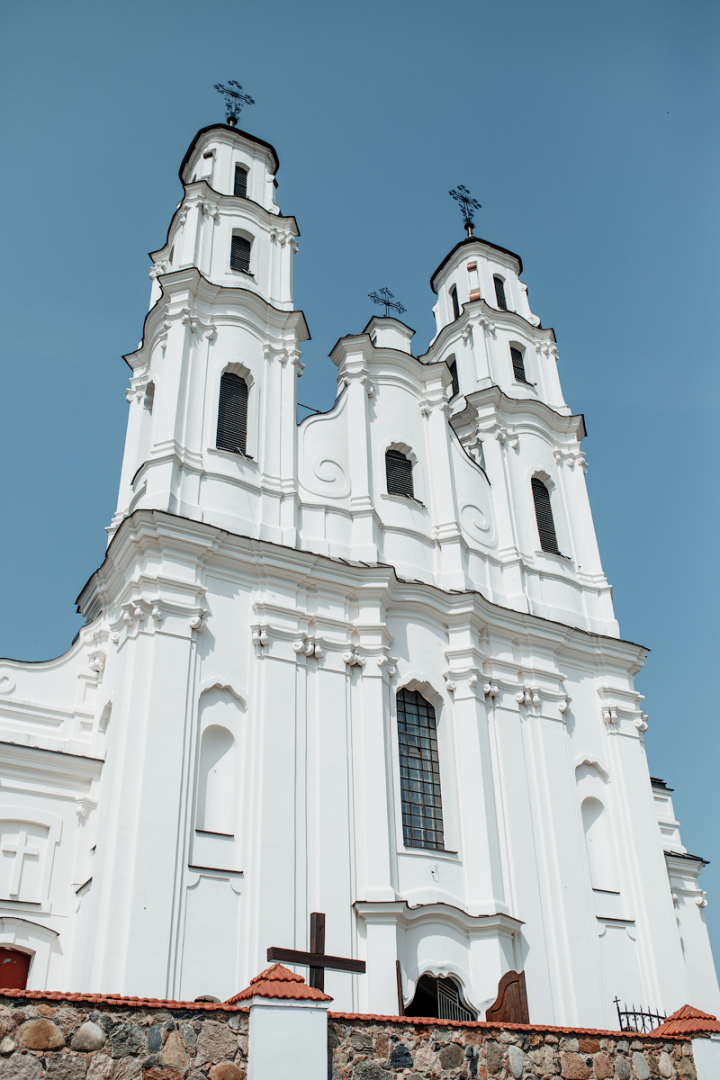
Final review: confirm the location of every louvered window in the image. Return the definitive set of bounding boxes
[494,276,508,310]
[532,477,560,554]
[511,347,528,383]
[448,357,460,398]
[397,688,445,850]
[450,285,461,320]
[216,372,248,455]
[230,235,251,272]
[385,449,414,498]
[234,165,248,198]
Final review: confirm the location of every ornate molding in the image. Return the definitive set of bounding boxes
[294,636,323,660]
[602,706,618,729]
[343,649,366,668]
[536,341,559,362]
[554,448,587,473]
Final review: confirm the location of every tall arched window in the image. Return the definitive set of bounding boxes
[510,347,528,383]
[581,797,619,892]
[216,372,248,455]
[234,165,248,198]
[493,276,507,310]
[447,355,460,398]
[196,725,236,835]
[449,285,461,320]
[230,234,251,273]
[397,688,444,850]
[531,477,560,554]
[385,449,414,498]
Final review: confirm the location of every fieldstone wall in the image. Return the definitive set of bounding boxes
[327,1016,697,1080]
[0,998,248,1080]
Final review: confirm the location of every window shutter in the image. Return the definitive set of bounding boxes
[216,372,248,454]
[385,449,414,498]
[531,477,560,554]
[450,286,461,320]
[230,235,251,272]
[234,165,248,198]
[494,276,507,310]
[396,688,445,851]
[448,358,460,398]
[510,347,528,383]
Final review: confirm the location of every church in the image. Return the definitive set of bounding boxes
[0,107,717,1031]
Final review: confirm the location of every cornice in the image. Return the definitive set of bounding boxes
[454,385,586,442]
[330,334,452,400]
[430,236,523,291]
[149,179,299,265]
[77,510,648,675]
[0,741,104,777]
[179,123,280,180]
[123,268,310,369]
[420,298,556,365]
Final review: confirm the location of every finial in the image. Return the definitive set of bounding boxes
[449,184,482,238]
[369,288,407,319]
[214,80,255,126]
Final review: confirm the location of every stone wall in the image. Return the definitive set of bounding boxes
[327,1015,697,1080]
[0,996,248,1080]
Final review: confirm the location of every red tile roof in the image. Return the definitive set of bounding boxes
[0,989,247,1012]
[327,1011,685,1039]
[650,1004,720,1036]
[226,963,333,1004]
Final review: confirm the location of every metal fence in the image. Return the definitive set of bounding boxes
[614,998,666,1034]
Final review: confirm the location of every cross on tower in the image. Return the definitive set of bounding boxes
[369,287,407,319]
[214,81,255,127]
[1,830,40,897]
[449,184,482,237]
[267,912,365,992]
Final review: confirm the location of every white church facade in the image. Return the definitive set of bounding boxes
[0,117,717,1029]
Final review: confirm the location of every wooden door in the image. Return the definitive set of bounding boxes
[485,969,529,1024]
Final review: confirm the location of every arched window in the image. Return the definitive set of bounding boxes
[581,797,619,892]
[510,347,528,383]
[449,285,461,320]
[531,477,560,554]
[196,725,236,835]
[405,974,475,1021]
[230,234,251,273]
[493,276,507,310]
[397,688,444,850]
[0,948,30,990]
[385,449,414,498]
[447,356,460,398]
[216,372,248,455]
[234,165,248,198]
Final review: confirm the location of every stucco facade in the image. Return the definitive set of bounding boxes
[0,119,716,1028]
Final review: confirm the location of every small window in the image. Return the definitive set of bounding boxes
[494,276,507,310]
[510,347,528,383]
[450,285,461,320]
[531,477,560,554]
[216,372,248,454]
[447,356,460,398]
[385,449,414,498]
[397,688,444,850]
[234,165,248,198]
[143,382,155,412]
[230,235,251,273]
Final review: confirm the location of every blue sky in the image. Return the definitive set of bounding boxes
[2,0,719,975]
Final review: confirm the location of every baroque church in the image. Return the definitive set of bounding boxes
[0,110,717,1030]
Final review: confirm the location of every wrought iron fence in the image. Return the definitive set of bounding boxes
[614,998,666,1034]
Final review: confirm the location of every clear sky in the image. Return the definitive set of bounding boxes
[2,0,719,980]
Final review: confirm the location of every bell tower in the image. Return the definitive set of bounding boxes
[110,117,309,548]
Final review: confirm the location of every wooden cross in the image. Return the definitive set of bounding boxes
[267,912,365,992]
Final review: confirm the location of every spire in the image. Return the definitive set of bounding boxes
[214,80,255,127]
[449,184,481,238]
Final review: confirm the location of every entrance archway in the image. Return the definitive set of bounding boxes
[405,974,475,1021]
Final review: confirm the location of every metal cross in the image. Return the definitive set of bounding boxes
[267,911,365,992]
[368,287,407,319]
[449,185,482,237]
[1,830,40,897]
[214,81,255,127]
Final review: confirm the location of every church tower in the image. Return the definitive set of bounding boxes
[0,112,717,1032]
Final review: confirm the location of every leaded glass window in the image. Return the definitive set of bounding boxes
[397,688,444,850]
